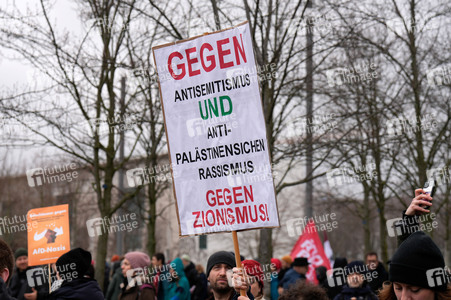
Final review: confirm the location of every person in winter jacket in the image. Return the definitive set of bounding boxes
[364,252,388,293]
[277,256,291,284]
[8,248,49,300]
[105,264,124,300]
[194,265,207,300]
[205,251,254,300]
[166,258,190,300]
[242,260,265,300]
[0,239,15,300]
[180,255,197,293]
[332,261,377,300]
[378,190,451,300]
[119,251,155,300]
[278,257,309,294]
[269,258,281,300]
[48,247,104,300]
[327,257,348,300]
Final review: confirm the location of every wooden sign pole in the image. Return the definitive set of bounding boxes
[48,264,52,293]
[232,231,247,297]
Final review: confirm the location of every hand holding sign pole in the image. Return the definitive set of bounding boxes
[152,22,279,290]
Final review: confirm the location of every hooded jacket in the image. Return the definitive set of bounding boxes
[165,258,190,300]
[48,277,104,300]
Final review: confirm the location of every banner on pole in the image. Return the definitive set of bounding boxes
[152,22,279,236]
[27,204,70,266]
[290,221,331,284]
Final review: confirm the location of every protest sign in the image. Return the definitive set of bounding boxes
[152,22,279,236]
[27,204,70,266]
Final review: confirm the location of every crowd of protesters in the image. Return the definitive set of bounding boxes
[0,188,450,300]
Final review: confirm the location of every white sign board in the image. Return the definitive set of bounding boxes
[153,22,279,236]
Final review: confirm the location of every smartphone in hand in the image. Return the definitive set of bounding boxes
[421,178,436,209]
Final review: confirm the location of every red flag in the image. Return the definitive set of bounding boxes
[290,220,331,284]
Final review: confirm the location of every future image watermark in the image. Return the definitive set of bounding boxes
[327,163,377,187]
[0,115,40,137]
[427,65,451,86]
[86,213,138,237]
[290,113,337,136]
[26,263,78,288]
[326,62,378,87]
[186,113,238,138]
[327,264,378,287]
[86,113,137,137]
[286,213,338,237]
[426,266,451,288]
[0,214,37,236]
[226,162,276,188]
[126,163,176,187]
[386,114,437,138]
[427,167,451,186]
[126,263,175,287]
[26,163,78,187]
[386,213,438,238]
[226,262,278,287]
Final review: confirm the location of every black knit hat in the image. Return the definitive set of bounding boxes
[14,248,28,260]
[56,248,91,280]
[292,257,309,267]
[206,251,236,277]
[389,231,447,291]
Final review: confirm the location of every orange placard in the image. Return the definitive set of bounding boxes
[27,204,70,266]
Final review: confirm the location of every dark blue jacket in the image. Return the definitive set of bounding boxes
[278,269,306,290]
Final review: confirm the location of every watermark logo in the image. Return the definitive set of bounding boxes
[126,163,175,188]
[327,265,378,287]
[286,213,338,237]
[0,215,37,236]
[226,163,275,188]
[26,263,78,288]
[86,16,129,34]
[426,267,451,288]
[126,264,175,287]
[326,163,377,187]
[386,213,438,238]
[386,15,440,38]
[226,262,278,287]
[186,113,238,139]
[86,213,138,237]
[290,114,337,137]
[184,215,235,236]
[427,167,450,186]
[86,114,137,137]
[386,114,437,138]
[26,163,78,187]
[427,65,451,86]
[386,218,403,237]
[326,63,378,87]
[286,13,333,39]
[0,115,40,137]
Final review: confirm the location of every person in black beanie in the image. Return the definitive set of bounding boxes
[206,251,253,300]
[48,248,104,300]
[332,261,378,300]
[379,231,451,300]
[327,257,348,299]
[379,189,451,300]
